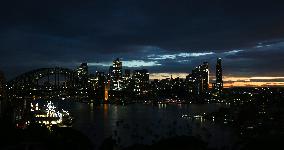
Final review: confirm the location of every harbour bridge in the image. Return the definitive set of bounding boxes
[7,67,90,99]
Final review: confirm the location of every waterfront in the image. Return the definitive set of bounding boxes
[60,102,237,149]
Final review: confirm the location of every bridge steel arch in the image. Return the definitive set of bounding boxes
[8,67,77,92]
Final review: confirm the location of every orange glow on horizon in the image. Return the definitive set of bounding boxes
[150,73,188,80]
[223,82,284,88]
[223,76,284,87]
[150,73,284,87]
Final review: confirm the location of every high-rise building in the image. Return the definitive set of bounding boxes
[77,63,88,77]
[112,58,122,80]
[94,72,106,101]
[110,58,123,91]
[192,62,209,95]
[202,62,209,91]
[76,63,89,88]
[213,58,223,96]
[122,69,132,90]
[185,74,194,93]
[132,69,149,95]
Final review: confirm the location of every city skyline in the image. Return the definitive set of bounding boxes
[1,58,284,88]
[2,58,284,88]
[1,1,284,150]
[1,0,284,87]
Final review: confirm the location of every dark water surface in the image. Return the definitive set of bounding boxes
[59,102,237,149]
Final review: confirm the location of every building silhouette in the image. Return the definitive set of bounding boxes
[76,63,88,77]
[76,63,89,88]
[122,69,132,90]
[94,72,106,102]
[213,58,223,96]
[185,74,193,94]
[110,58,123,91]
[132,69,149,95]
[192,62,209,95]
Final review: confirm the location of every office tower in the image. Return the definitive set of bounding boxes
[77,63,88,77]
[185,74,194,93]
[105,79,111,102]
[76,63,89,88]
[122,69,131,90]
[112,58,122,80]
[213,58,223,95]
[192,62,209,95]
[132,69,149,95]
[150,79,160,91]
[94,72,106,101]
[110,58,123,91]
[202,62,209,91]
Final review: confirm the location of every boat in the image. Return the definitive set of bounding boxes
[30,101,74,127]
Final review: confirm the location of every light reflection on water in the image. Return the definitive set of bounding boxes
[60,102,236,150]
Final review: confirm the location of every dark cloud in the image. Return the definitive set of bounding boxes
[1,0,284,79]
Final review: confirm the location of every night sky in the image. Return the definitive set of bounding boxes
[1,0,284,84]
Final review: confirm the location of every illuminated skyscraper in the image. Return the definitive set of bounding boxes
[76,63,89,87]
[202,62,209,91]
[94,72,106,101]
[213,58,223,96]
[185,74,193,93]
[76,63,88,77]
[192,62,209,95]
[111,58,123,91]
[132,69,149,95]
[112,58,122,80]
[122,69,131,90]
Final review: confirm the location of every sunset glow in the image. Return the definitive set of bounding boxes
[150,73,284,87]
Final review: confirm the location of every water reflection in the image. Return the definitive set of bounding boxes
[158,103,167,109]
[62,102,236,149]
[103,104,108,120]
[89,103,94,122]
[90,103,94,112]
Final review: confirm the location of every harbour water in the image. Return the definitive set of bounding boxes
[57,102,237,149]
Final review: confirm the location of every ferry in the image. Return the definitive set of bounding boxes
[29,101,74,127]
